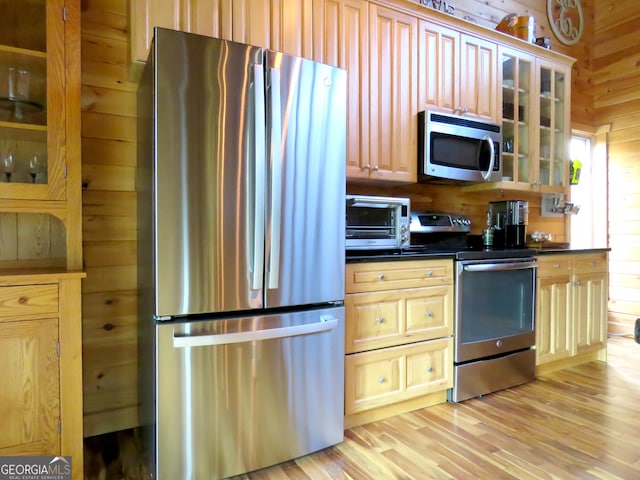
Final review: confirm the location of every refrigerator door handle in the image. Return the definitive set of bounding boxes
[267,67,282,290]
[172,315,339,348]
[252,63,267,291]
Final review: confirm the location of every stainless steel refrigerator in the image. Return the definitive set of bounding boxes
[137,28,347,479]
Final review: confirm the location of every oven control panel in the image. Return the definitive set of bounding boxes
[409,211,471,234]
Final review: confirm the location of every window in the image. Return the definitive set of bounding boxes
[570,132,607,248]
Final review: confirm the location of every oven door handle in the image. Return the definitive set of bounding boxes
[463,261,537,272]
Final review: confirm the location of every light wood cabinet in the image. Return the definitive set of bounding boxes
[466,47,573,194]
[0,272,84,479]
[536,252,608,372]
[535,57,571,193]
[573,254,608,355]
[345,337,452,415]
[344,259,453,427]
[312,0,369,181]
[536,256,572,365]
[459,33,498,122]
[417,20,497,122]
[0,2,83,477]
[417,19,458,116]
[367,2,418,182]
[0,0,82,271]
[130,0,313,64]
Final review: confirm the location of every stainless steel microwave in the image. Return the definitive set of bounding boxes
[345,195,410,250]
[418,110,502,183]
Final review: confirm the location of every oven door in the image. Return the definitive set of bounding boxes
[455,257,536,363]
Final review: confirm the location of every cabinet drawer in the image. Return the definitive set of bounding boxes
[574,252,608,273]
[537,256,573,277]
[345,285,453,353]
[0,285,58,320]
[345,337,453,415]
[346,259,453,293]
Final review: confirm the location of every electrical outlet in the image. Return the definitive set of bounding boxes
[636,318,640,344]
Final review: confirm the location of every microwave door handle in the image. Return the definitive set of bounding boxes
[481,135,495,181]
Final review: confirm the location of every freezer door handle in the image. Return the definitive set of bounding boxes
[267,67,282,290]
[252,63,267,290]
[172,315,339,348]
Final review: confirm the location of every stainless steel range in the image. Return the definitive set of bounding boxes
[409,211,537,402]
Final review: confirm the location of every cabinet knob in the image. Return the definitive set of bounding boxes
[591,261,596,267]
[377,316,384,324]
[554,263,560,268]
[425,270,433,277]
[363,164,371,170]
[373,165,379,171]
[377,273,385,280]
[425,366,433,373]
[425,311,433,318]
[377,376,385,383]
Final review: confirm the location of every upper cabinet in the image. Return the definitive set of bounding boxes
[417,20,458,116]
[0,0,66,203]
[368,3,418,182]
[312,0,370,181]
[536,58,571,193]
[130,0,575,188]
[0,0,81,270]
[500,45,535,187]
[418,20,498,123]
[458,33,498,122]
[130,0,313,64]
[465,46,573,194]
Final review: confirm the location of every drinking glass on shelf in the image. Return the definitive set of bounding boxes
[29,154,42,183]
[2,151,16,182]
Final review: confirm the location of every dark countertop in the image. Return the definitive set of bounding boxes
[346,247,611,263]
[535,247,611,255]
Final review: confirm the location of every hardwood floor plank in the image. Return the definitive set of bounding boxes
[240,337,640,479]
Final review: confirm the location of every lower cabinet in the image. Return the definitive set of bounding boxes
[0,272,84,479]
[344,259,453,427]
[535,252,608,372]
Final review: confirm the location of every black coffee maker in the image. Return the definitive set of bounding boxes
[489,200,528,248]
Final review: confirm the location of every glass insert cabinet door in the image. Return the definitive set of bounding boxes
[0,0,65,201]
[500,47,533,185]
[537,61,569,190]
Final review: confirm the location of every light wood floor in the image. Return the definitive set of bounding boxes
[235,336,640,479]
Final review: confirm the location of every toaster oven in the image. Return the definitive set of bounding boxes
[345,195,410,250]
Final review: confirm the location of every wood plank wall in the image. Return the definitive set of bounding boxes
[80,0,138,436]
[593,0,640,335]
[79,0,599,436]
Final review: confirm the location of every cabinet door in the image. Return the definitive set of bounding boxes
[573,272,608,355]
[536,275,572,365]
[0,317,60,455]
[499,46,534,187]
[459,33,498,122]
[130,0,181,63]
[272,0,313,57]
[536,58,570,192]
[417,20,459,114]
[345,289,403,353]
[369,4,417,182]
[226,0,272,48]
[313,0,369,179]
[0,0,66,201]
